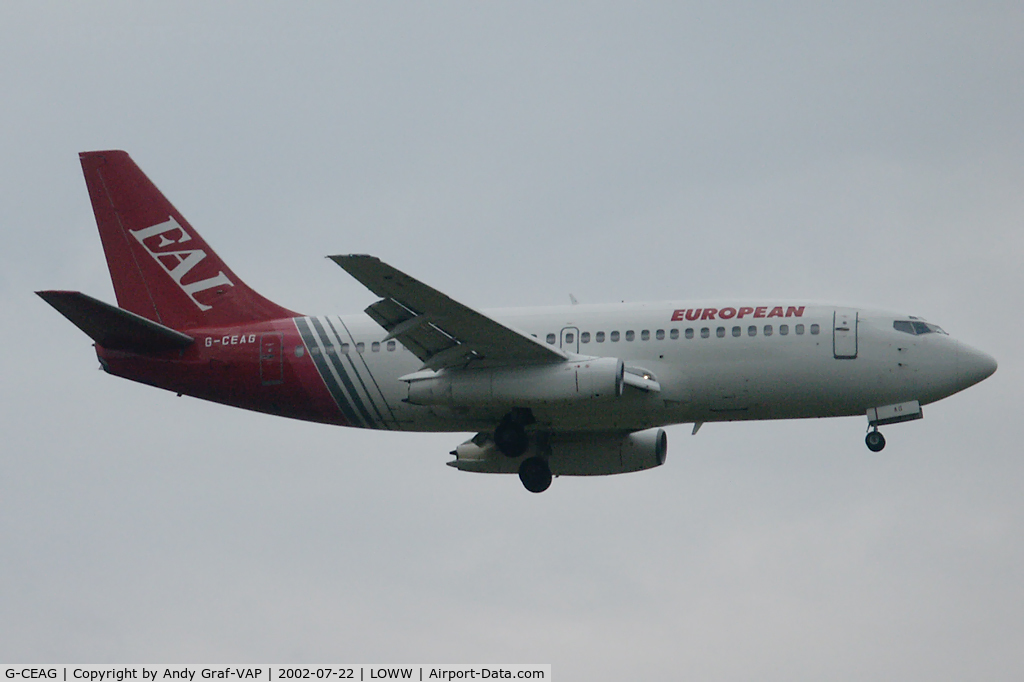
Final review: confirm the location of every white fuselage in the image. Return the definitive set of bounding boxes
[298,301,996,434]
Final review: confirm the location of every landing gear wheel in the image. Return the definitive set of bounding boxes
[865,430,886,452]
[518,457,552,493]
[494,418,529,457]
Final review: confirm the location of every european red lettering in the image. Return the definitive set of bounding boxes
[673,304,805,320]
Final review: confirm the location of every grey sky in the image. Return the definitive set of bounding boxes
[2,3,1022,679]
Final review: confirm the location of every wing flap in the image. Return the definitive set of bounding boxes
[329,255,565,369]
[363,297,458,361]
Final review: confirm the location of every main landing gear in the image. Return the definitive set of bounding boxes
[494,408,534,458]
[494,416,529,458]
[518,457,552,493]
[865,428,886,452]
[493,409,551,493]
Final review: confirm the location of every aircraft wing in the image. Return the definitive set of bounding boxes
[329,255,567,370]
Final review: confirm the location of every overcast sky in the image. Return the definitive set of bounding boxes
[2,3,1022,679]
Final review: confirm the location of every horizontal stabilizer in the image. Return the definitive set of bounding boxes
[37,290,194,352]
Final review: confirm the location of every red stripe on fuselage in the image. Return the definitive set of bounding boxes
[96,318,350,426]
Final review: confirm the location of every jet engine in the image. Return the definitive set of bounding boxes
[551,427,668,476]
[449,427,668,477]
[405,357,624,407]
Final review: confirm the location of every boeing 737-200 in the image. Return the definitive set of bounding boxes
[39,151,997,492]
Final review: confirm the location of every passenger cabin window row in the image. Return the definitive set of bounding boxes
[542,323,821,344]
[309,339,400,355]
[311,320,824,356]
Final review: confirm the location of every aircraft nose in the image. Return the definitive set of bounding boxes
[958,342,998,389]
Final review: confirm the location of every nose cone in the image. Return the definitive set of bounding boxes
[958,342,998,389]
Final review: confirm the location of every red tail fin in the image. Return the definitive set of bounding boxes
[80,150,298,330]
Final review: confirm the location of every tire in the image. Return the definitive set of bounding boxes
[494,419,529,457]
[865,430,886,452]
[518,457,552,493]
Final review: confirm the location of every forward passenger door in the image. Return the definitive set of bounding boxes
[833,310,858,359]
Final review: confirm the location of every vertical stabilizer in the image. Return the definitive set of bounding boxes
[80,150,298,330]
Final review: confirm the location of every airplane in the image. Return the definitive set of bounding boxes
[39,150,998,493]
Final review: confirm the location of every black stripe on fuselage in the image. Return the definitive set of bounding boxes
[308,317,380,429]
[327,317,396,428]
[295,317,366,428]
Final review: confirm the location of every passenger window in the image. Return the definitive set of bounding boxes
[596,331,605,343]
[625,330,635,341]
[581,332,591,343]
[732,326,741,337]
[810,324,820,335]
[748,325,757,337]
[779,324,789,336]
[372,341,380,352]
[565,333,574,344]
[387,340,396,351]
[796,324,805,335]
[546,333,556,344]
[656,329,665,340]
[611,331,620,342]
[641,330,650,341]
[716,327,725,338]
[356,342,365,353]
[685,328,694,339]
[670,328,679,340]
[700,327,710,339]
[764,325,773,337]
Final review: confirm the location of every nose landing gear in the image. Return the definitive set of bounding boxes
[864,400,922,452]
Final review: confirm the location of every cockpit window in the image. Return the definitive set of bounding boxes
[893,320,914,334]
[894,320,947,335]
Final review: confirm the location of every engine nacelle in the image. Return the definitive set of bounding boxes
[406,357,624,407]
[550,428,668,476]
[449,427,668,476]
